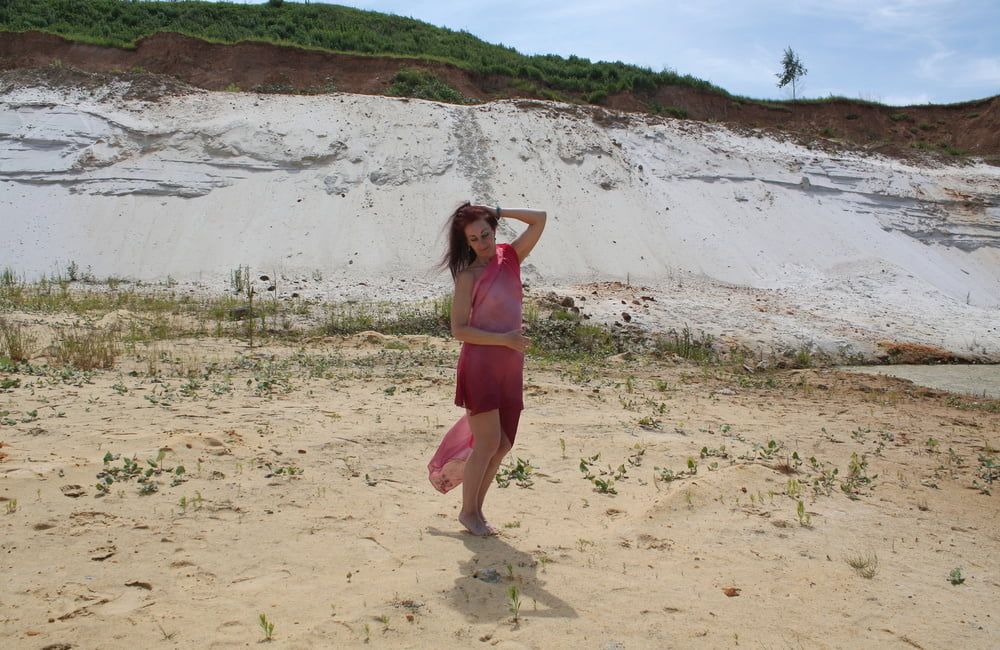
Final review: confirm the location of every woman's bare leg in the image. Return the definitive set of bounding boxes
[477,435,512,533]
[460,410,501,536]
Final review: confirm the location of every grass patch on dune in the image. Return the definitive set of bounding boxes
[53,327,119,370]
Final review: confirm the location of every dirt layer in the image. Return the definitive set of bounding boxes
[2,30,998,160]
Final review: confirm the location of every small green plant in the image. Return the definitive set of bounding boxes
[265,462,303,478]
[96,450,186,495]
[496,457,535,488]
[845,551,878,579]
[5,499,16,515]
[637,416,662,430]
[840,452,875,499]
[258,613,275,641]
[507,585,521,622]
[948,567,965,585]
[739,439,782,461]
[559,437,566,459]
[889,112,911,122]
[796,500,811,527]
[591,477,617,494]
[654,467,677,482]
[973,454,998,494]
[700,445,728,460]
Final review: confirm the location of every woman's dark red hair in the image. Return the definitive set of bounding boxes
[440,202,498,279]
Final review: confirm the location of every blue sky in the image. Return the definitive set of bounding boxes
[236,1,999,104]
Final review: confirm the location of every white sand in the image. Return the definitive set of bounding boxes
[1,83,998,357]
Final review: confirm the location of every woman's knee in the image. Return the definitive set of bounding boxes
[468,410,503,453]
[494,437,512,459]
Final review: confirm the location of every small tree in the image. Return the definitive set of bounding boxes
[776,47,807,100]
[268,0,284,7]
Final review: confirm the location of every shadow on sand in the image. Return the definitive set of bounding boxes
[427,528,577,623]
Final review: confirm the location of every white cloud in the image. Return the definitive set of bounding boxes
[918,49,1000,88]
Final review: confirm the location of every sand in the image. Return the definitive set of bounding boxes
[2,76,1000,648]
[1,333,998,648]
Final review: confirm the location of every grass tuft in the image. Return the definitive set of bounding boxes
[0,318,37,362]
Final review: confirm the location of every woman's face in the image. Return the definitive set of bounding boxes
[464,219,495,259]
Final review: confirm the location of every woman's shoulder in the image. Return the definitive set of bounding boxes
[499,243,520,265]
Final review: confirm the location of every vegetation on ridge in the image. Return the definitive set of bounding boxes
[0,0,727,100]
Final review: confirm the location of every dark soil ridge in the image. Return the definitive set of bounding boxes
[2,30,998,160]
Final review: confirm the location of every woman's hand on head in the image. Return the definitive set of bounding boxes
[503,329,531,352]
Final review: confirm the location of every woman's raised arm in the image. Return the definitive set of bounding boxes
[489,207,546,261]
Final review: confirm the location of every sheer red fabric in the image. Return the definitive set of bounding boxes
[428,244,524,493]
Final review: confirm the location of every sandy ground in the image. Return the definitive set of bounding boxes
[841,364,1000,399]
[2,333,998,649]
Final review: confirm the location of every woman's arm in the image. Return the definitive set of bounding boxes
[451,270,529,351]
[488,206,546,261]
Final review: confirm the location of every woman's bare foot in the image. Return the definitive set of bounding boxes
[459,511,492,536]
[481,516,500,536]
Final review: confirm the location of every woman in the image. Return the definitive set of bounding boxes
[428,202,546,536]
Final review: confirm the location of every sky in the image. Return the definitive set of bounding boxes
[234,1,999,104]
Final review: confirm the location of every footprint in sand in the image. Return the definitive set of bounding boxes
[229,568,293,593]
[93,587,150,616]
[170,559,218,599]
[60,484,86,498]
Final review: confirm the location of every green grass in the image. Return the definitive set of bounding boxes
[319,298,451,337]
[0,0,727,101]
[388,67,467,103]
[651,326,717,364]
[650,102,688,119]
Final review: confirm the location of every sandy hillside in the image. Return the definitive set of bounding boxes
[1,331,998,648]
[1,78,998,359]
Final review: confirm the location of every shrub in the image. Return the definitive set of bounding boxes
[585,90,608,105]
[387,67,466,104]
